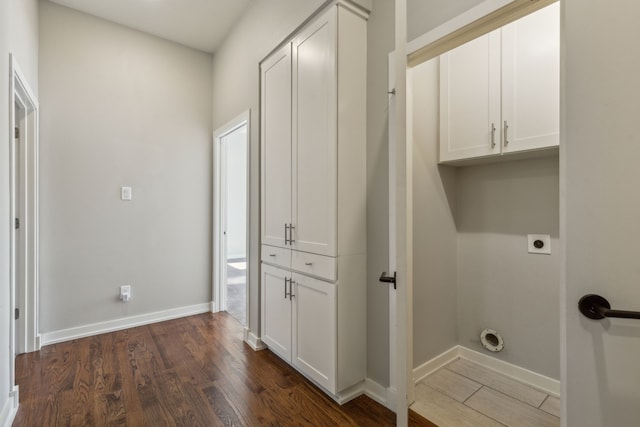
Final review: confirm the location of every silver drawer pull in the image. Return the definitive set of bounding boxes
[269,254,276,257]
[304,262,313,266]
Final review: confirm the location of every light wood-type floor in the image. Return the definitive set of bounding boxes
[13,311,435,426]
[412,358,560,427]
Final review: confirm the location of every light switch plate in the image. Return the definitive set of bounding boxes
[121,186,132,201]
[528,234,551,254]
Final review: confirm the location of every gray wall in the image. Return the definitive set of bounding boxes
[211,0,324,341]
[39,2,213,333]
[410,57,560,379]
[1,0,39,420]
[411,59,459,366]
[407,0,484,42]
[457,158,560,379]
[366,0,395,388]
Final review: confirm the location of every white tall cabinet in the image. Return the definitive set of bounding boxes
[439,2,560,163]
[260,0,369,399]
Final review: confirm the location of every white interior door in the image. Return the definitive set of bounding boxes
[564,1,640,425]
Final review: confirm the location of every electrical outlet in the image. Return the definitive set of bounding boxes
[528,234,551,254]
[121,186,132,201]
[120,285,131,302]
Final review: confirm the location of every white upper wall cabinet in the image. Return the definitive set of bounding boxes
[439,2,560,163]
[292,13,338,257]
[261,44,292,248]
[440,30,502,161]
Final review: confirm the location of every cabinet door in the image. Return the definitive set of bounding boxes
[440,30,501,162]
[261,264,291,362]
[501,2,560,153]
[261,44,292,249]
[291,10,337,256]
[292,273,336,393]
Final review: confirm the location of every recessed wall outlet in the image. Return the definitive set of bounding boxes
[528,234,551,254]
[121,186,132,201]
[120,285,131,302]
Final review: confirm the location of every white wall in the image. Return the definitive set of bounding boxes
[38,2,213,334]
[223,126,247,260]
[410,57,560,379]
[563,0,640,424]
[1,0,38,423]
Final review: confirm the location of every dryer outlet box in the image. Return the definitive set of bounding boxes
[528,234,551,254]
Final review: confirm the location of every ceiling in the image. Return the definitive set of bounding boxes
[48,0,254,53]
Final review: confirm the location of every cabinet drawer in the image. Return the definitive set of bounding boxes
[291,251,336,282]
[261,245,291,269]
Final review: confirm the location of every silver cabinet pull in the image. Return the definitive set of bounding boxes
[491,123,496,148]
[269,253,276,257]
[289,224,295,243]
[504,120,509,146]
[284,277,289,299]
[304,262,313,266]
[284,224,289,245]
[289,280,295,300]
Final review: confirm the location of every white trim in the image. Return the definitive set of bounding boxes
[408,0,516,54]
[243,327,267,351]
[457,346,560,398]
[213,110,250,328]
[0,387,19,427]
[412,346,461,384]
[40,302,212,345]
[412,346,561,398]
[406,0,556,67]
[363,378,398,412]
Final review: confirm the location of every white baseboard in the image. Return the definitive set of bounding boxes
[243,327,266,351]
[363,378,397,412]
[413,345,561,398]
[457,346,560,398]
[0,386,19,427]
[40,302,213,346]
[413,345,460,383]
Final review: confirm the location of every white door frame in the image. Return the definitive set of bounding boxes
[213,111,250,324]
[8,54,40,406]
[396,1,557,425]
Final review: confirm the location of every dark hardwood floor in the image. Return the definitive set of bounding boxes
[13,312,436,426]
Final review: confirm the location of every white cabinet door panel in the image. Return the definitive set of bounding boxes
[292,12,337,257]
[261,264,291,362]
[439,30,501,162]
[261,44,292,249]
[292,273,336,393]
[502,2,560,153]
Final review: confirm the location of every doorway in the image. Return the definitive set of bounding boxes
[9,54,40,410]
[213,112,250,326]
[9,54,39,355]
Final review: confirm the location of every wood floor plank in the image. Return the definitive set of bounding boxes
[412,383,505,427]
[421,367,483,402]
[446,358,548,407]
[540,395,561,418]
[15,312,396,426]
[466,387,560,427]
